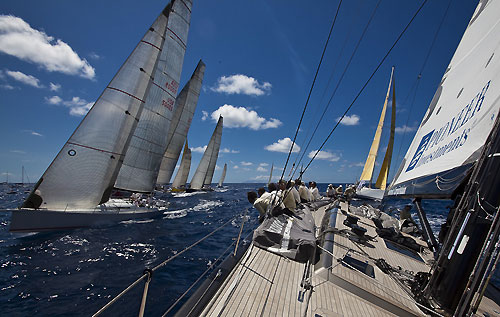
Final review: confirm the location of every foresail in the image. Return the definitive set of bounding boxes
[360,68,394,184]
[375,69,396,190]
[156,60,205,185]
[23,6,171,210]
[190,116,223,189]
[388,0,500,198]
[171,141,191,188]
[218,163,227,187]
[115,0,192,193]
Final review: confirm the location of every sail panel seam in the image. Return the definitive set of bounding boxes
[167,27,187,48]
[107,87,145,104]
[152,82,175,99]
[140,40,162,51]
[67,142,124,157]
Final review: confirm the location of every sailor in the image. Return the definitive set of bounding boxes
[278,180,296,211]
[326,184,335,198]
[335,184,343,196]
[399,205,420,236]
[289,180,301,204]
[344,185,356,200]
[247,191,266,222]
[296,179,311,203]
[310,181,321,200]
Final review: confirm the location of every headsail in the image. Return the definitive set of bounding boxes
[189,116,223,189]
[359,67,395,185]
[171,141,191,189]
[156,60,206,185]
[23,4,173,210]
[388,0,500,198]
[115,0,192,193]
[218,163,227,187]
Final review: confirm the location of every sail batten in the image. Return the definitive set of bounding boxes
[115,0,192,193]
[23,8,172,210]
[189,116,223,190]
[157,60,205,185]
[388,0,500,198]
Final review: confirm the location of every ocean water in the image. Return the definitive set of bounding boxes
[0,182,494,316]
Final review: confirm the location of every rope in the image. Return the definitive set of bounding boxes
[301,0,429,176]
[280,0,343,183]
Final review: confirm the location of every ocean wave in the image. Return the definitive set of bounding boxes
[192,200,224,212]
[172,191,205,198]
[119,219,155,224]
[163,209,188,219]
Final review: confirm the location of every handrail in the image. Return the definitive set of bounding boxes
[92,214,242,317]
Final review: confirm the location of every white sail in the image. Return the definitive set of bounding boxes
[218,163,227,187]
[23,6,173,210]
[171,141,191,189]
[388,0,500,198]
[156,60,206,185]
[115,0,192,193]
[268,163,273,185]
[189,116,223,189]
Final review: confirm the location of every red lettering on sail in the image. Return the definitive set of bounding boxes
[162,98,174,111]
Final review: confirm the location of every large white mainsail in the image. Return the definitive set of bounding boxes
[115,0,192,193]
[189,116,223,190]
[23,4,174,210]
[388,0,500,198]
[218,163,227,187]
[156,60,206,185]
[171,141,191,189]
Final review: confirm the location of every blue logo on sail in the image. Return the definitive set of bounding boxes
[406,130,434,172]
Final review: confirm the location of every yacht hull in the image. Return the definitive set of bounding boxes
[9,207,160,232]
[355,187,384,200]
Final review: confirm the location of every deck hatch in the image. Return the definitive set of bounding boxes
[341,255,375,278]
[384,240,424,262]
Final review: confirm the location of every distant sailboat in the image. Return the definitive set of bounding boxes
[217,163,227,188]
[188,116,223,191]
[8,0,193,232]
[267,163,273,185]
[157,60,206,187]
[356,66,396,200]
[171,141,192,192]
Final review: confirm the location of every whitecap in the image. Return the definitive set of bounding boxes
[163,209,188,219]
[172,191,205,198]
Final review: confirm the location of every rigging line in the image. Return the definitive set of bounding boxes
[391,0,452,179]
[279,0,343,182]
[301,0,429,176]
[290,0,365,174]
[292,0,383,178]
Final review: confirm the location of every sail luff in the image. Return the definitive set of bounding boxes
[189,116,223,189]
[388,0,500,198]
[375,69,396,190]
[218,163,227,187]
[114,0,192,193]
[156,60,205,185]
[171,141,191,189]
[23,8,171,210]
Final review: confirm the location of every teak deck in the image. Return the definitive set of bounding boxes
[200,201,500,317]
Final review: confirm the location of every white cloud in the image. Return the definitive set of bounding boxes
[88,52,100,60]
[349,162,365,168]
[395,125,417,134]
[233,165,239,169]
[259,163,269,167]
[5,70,42,88]
[44,95,94,116]
[337,114,360,126]
[257,166,267,172]
[209,104,282,130]
[220,147,239,154]
[265,137,300,153]
[0,15,95,79]
[241,161,253,166]
[1,83,15,90]
[22,130,43,137]
[49,82,61,91]
[10,150,26,154]
[211,74,271,96]
[308,150,340,162]
[201,110,209,121]
[191,145,207,153]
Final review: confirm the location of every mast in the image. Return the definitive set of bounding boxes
[218,163,227,187]
[23,4,176,209]
[375,67,396,190]
[359,67,394,186]
[115,0,192,193]
[156,60,206,185]
[189,116,223,189]
[171,141,191,189]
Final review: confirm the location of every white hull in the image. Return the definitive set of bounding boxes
[9,205,160,232]
[355,187,384,200]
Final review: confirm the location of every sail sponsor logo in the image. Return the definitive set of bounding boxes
[406,81,491,172]
[162,98,174,111]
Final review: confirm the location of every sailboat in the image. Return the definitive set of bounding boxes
[8,0,193,232]
[267,162,273,185]
[157,60,206,188]
[356,66,396,200]
[171,141,192,192]
[217,163,227,188]
[187,116,223,192]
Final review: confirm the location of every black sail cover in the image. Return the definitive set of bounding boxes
[253,205,316,263]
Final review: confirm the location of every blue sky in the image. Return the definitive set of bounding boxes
[0,0,478,184]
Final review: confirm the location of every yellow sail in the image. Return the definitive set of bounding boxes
[375,70,396,190]
[359,67,395,183]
